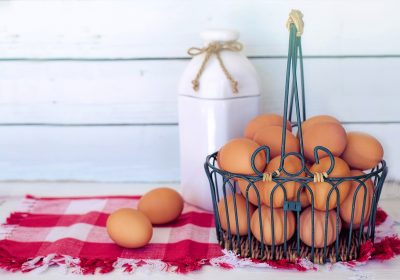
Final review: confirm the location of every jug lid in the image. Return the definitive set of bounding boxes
[200,29,240,45]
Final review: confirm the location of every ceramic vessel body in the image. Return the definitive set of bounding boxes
[178,29,261,211]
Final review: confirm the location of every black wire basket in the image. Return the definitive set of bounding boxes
[204,11,388,264]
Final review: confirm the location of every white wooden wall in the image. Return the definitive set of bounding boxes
[0,0,399,182]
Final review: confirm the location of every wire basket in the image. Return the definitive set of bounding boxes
[204,10,388,264]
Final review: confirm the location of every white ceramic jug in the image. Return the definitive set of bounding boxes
[178,29,261,211]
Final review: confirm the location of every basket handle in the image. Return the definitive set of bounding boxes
[280,10,307,169]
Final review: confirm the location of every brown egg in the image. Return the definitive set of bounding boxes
[300,207,341,248]
[107,208,153,248]
[299,115,340,134]
[340,170,374,229]
[218,138,266,174]
[307,157,351,211]
[245,114,292,139]
[253,126,299,159]
[218,194,255,235]
[261,155,304,208]
[250,205,296,245]
[296,189,311,208]
[237,179,263,206]
[303,122,347,162]
[138,187,184,225]
[341,132,384,170]
[297,163,313,208]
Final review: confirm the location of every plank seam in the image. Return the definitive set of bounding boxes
[0,55,400,62]
[0,121,398,127]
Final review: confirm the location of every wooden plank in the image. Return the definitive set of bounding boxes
[0,0,399,58]
[254,57,400,120]
[0,123,397,182]
[0,57,398,124]
[0,125,180,182]
[0,60,182,124]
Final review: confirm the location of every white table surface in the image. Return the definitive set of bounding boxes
[0,182,399,280]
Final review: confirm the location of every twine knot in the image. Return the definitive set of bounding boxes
[262,170,280,182]
[187,41,243,94]
[313,172,328,183]
[192,80,199,91]
[286,9,304,37]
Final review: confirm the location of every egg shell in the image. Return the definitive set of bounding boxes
[292,160,311,207]
[106,208,153,248]
[300,161,313,208]
[307,157,351,211]
[250,205,296,245]
[261,155,305,208]
[237,179,263,206]
[299,115,340,135]
[300,207,341,248]
[218,138,266,175]
[218,194,255,236]
[245,114,292,139]
[299,189,311,207]
[293,187,311,208]
[303,122,347,162]
[340,170,374,229]
[341,132,384,170]
[253,126,299,159]
[138,187,184,225]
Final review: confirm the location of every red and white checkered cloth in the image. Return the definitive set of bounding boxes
[0,195,399,274]
[0,195,224,274]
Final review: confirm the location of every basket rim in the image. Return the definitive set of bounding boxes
[205,150,387,181]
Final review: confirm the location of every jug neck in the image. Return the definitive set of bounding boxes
[200,29,240,46]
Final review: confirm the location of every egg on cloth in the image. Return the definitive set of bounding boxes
[261,155,304,208]
[341,132,384,170]
[307,157,351,211]
[253,126,299,159]
[340,170,374,229]
[106,208,153,248]
[245,114,292,139]
[218,194,255,235]
[218,138,266,175]
[138,187,184,225]
[300,207,341,248]
[250,205,296,245]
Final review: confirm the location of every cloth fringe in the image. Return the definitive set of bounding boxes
[0,196,36,240]
[375,207,388,226]
[0,238,399,274]
[0,254,212,275]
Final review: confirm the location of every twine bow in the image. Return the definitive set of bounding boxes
[286,9,304,37]
[263,170,280,182]
[187,41,243,94]
[313,172,328,183]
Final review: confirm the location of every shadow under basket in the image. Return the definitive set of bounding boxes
[204,11,389,265]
